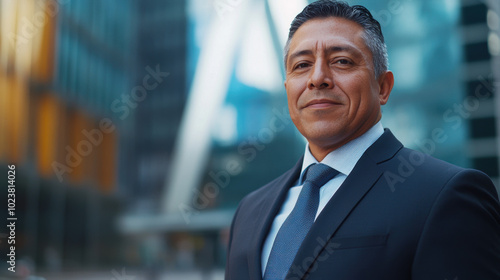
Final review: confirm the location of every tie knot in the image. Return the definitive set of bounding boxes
[303,163,339,187]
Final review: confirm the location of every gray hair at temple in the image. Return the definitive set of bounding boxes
[284,0,389,78]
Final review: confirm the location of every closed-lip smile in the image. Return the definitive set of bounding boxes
[304,99,340,109]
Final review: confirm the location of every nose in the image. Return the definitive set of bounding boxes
[308,59,334,90]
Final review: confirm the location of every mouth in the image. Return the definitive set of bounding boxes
[304,99,341,109]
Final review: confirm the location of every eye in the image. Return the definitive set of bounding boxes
[335,59,352,65]
[294,62,310,70]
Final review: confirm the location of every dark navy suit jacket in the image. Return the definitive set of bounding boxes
[225,129,500,280]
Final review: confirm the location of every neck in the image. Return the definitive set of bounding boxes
[308,119,381,161]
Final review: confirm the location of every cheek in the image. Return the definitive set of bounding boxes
[285,92,305,130]
[342,77,378,110]
[286,93,296,114]
[285,92,299,122]
[285,82,303,108]
[287,98,302,127]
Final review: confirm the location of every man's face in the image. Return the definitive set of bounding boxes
[284,17,393,160]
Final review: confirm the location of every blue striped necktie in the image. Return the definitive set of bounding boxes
[263,163,339,280]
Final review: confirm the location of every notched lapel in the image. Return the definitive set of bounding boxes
[286,129,403,279]
[247,157,303,280]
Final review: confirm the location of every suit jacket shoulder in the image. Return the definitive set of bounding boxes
[226,129,500,280]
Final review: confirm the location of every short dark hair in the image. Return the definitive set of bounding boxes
[284,0,388,78]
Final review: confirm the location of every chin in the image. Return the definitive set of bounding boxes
[302,125,345,144]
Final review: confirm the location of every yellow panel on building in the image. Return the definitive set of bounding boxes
[67,109,93,184]
[0,70,7,160]
[36,93,60,176]
[6,74,28,164]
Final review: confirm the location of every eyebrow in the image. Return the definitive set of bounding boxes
[288,45,361,64]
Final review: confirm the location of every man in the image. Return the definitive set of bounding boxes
[225,1,500,279]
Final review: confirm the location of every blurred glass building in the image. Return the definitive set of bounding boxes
[0,0,499,279]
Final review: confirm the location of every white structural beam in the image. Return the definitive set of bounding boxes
[162,1,253,214]
[118,209,235,234]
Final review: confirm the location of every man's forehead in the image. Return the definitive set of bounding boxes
[289,17,366,47]
[287,18,369,58]
[290,39,361,53]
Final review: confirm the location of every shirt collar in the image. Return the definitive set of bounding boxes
[299,121,384,184]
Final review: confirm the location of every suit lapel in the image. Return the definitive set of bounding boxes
[287,129,403,279]
[247,157,303,280]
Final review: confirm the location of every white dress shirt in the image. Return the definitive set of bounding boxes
[261,122,384,274]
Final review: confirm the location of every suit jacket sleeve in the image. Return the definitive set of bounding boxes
[225,198,243,279]
[411,169,500,279]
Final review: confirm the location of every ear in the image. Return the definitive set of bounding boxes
[378,70,394,105]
